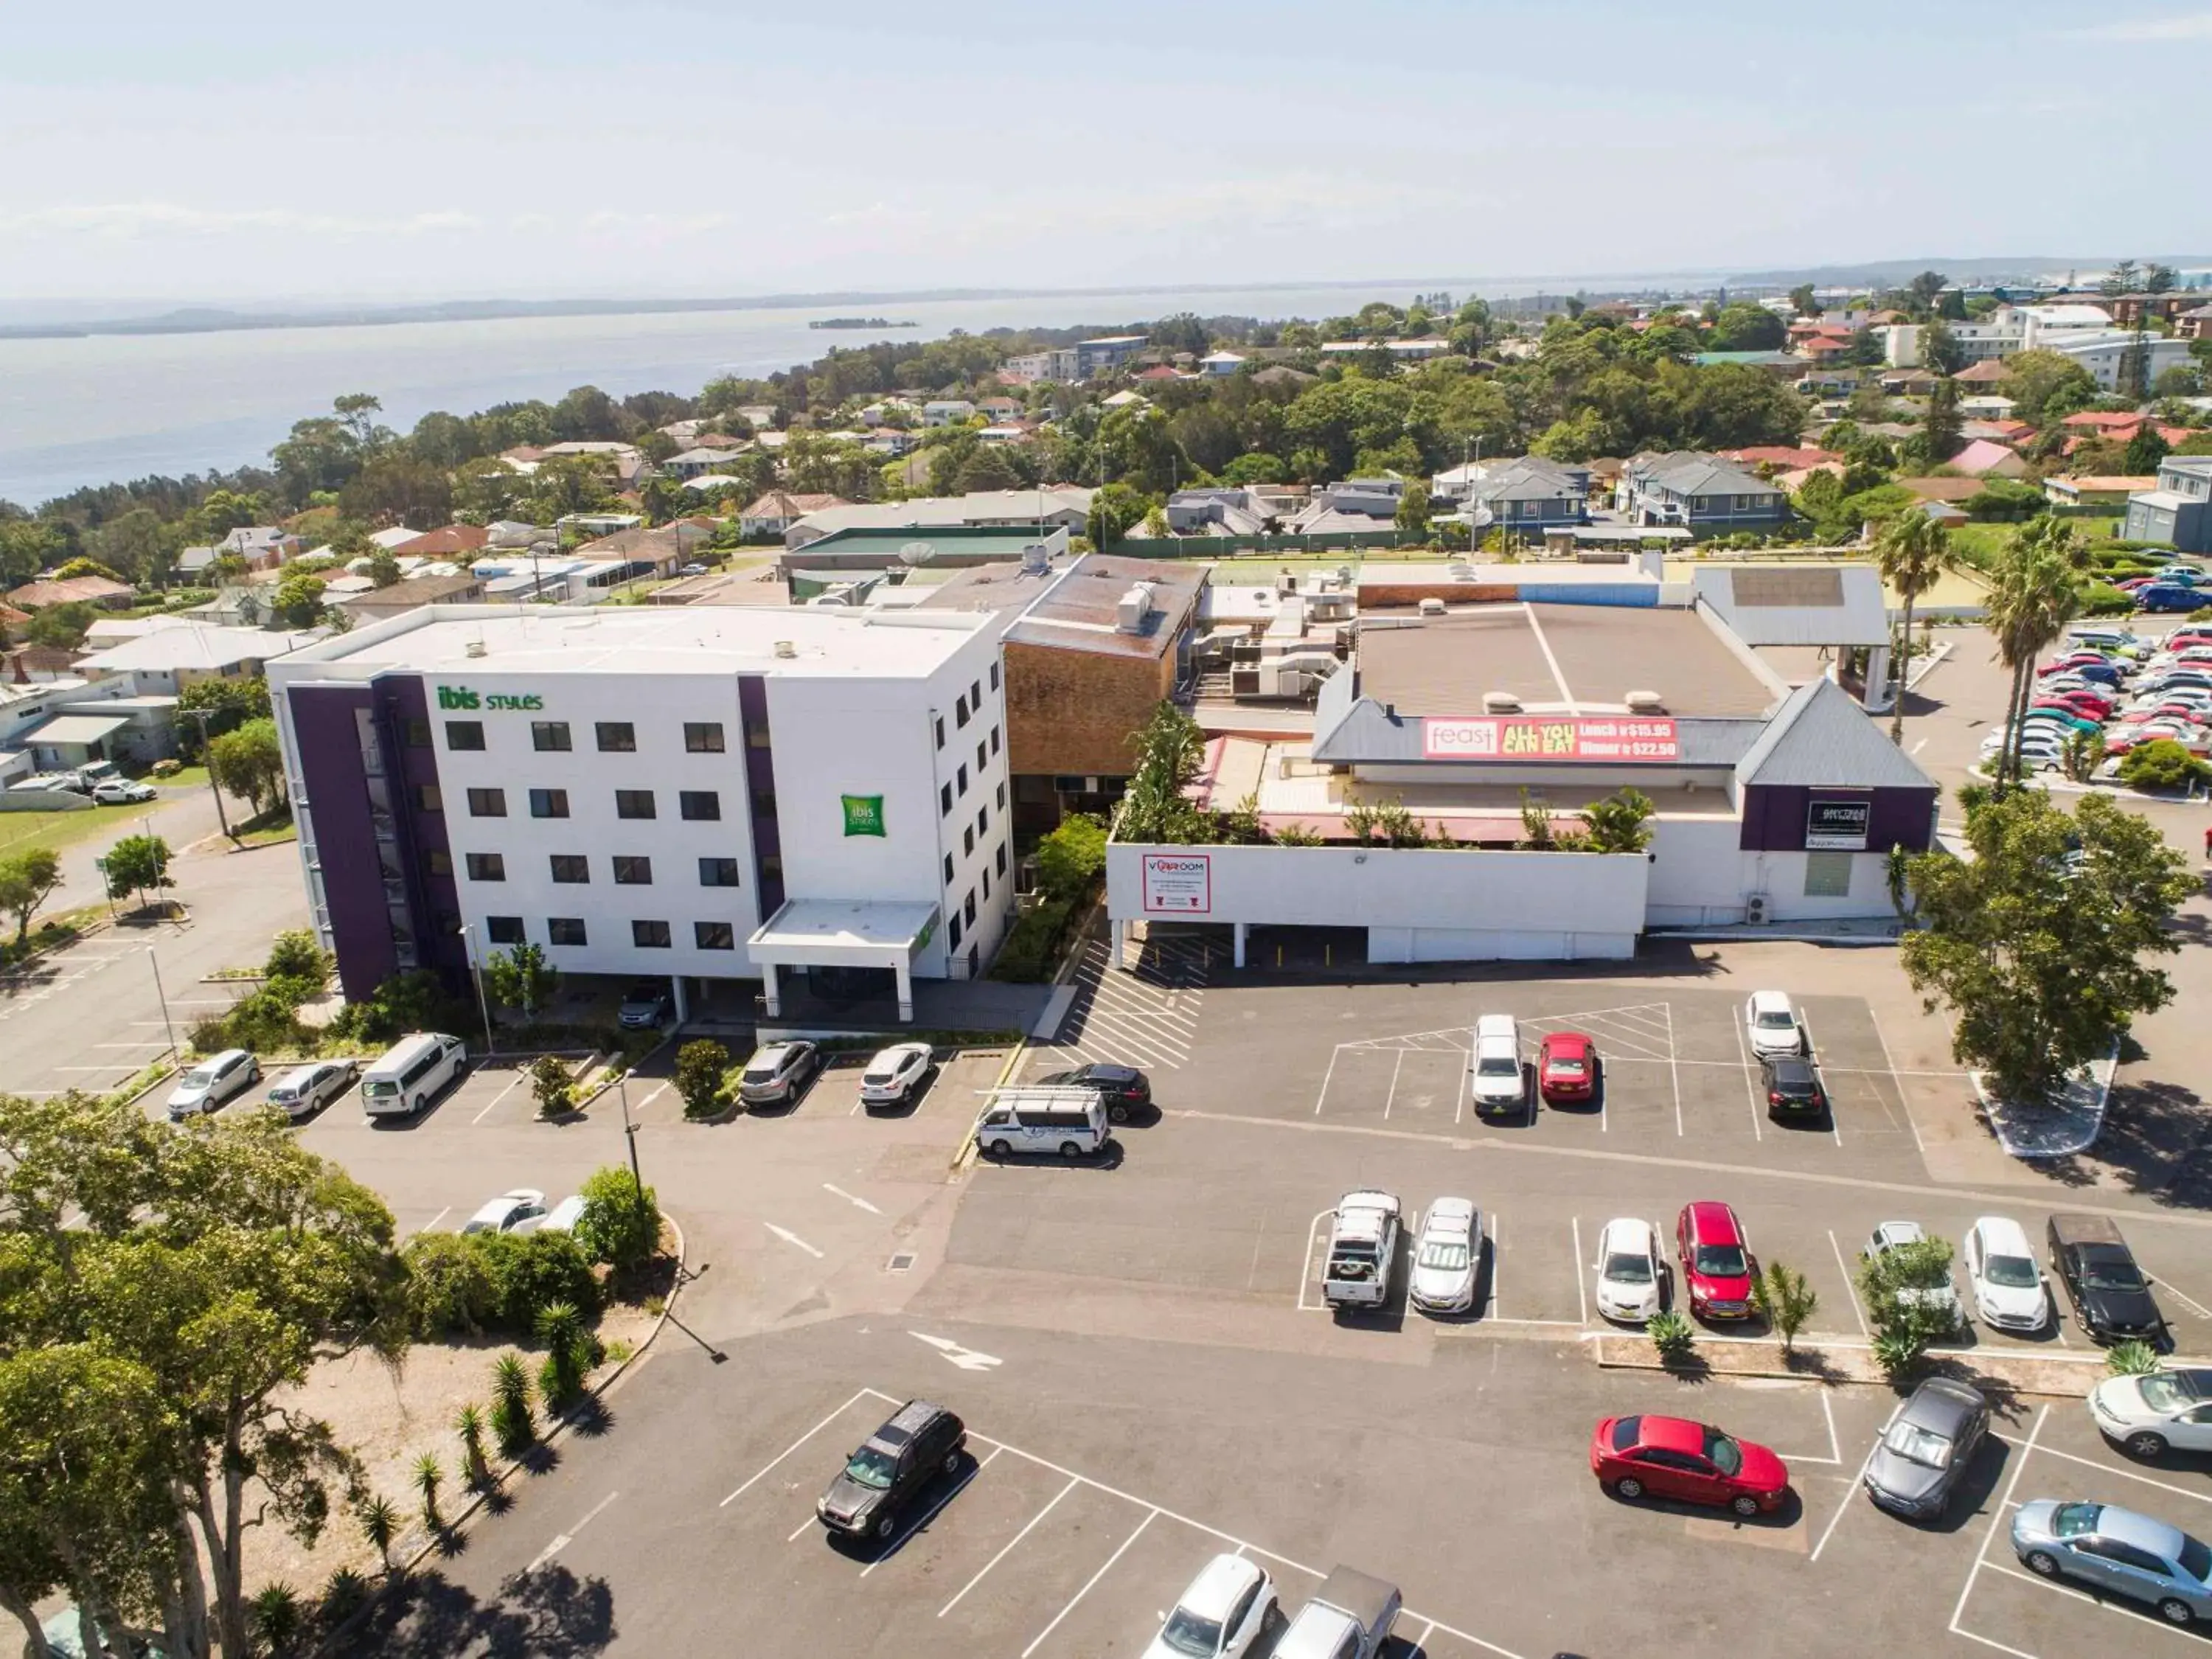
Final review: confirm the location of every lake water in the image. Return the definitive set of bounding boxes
[0,274,1722,507]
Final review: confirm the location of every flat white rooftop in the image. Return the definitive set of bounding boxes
[278,603,992,681]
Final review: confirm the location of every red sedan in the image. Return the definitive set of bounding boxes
[1590,1413,1789,1516]
[1676,1201,1756,1322]
[1537,1031,1597,1104]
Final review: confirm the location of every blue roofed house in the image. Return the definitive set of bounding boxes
[2124,456,2212,554]
[1618,453,1789,535]
[1467,456,1590,535]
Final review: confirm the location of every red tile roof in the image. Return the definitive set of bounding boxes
[389,525,492,557]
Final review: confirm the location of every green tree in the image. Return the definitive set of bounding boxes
[355,1494,399,1575]
[1921,319,1965,379]
[1982,517,2086,792]
[102,833,173,908]
[1871,512,1958,742]
[1901,790,2194,1105]
[1922,375,1963,459]
[1035,813,1108,900]
[1754,1262,1818,1356]
[2117,737,2211,791]
[366,549,403,588]
[573,1166,658,1271]
[1115,702,1211,844]
[1789,283,1818,318]
[528,1055,574,1119]
[482,942,557,1019]
[1086,482,1148,549]
[412,1454,444,1537]
[672,1037,728,1119]
[270,571,325,628]
[533,1302,596,1412]
[1581,787,1656,854]
[24,601,96,650]
[0,848,62,945]
[2122,426,2169,476]
[1706,303,1785,352]
[1394,485,1432,536]
[206,717,287,817]
[175,675,271,751]
[452,1405,490,1490]
[2001,350,2098,427]
[490,1354,535,1455]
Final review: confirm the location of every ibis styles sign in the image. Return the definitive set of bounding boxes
[436,685,544,712]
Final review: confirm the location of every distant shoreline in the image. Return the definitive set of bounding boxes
[809,317,918,330]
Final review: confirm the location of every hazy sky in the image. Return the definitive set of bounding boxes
[3,0,2208,306]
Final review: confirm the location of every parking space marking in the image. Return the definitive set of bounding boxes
[1488,1213,1502,1318]
[1296,1208,1333,1311]
[937,1474,1082,1617]
[1947,1403,2047,1656]
[1018,1507,1158,1658]
[1382,1049,1403,1119]
[524,1489,618,1575]
[859,1447,998,1578]
[1865,1009,1927,1156]
[822,1183,882,1215]
[1663,1005,1685,1136]
[1521,1004,1674,1065]
[785,1512,818,1544]
[720,1388,880,1507]
[1057,934,1205,1071]
[1985,1557,2212,1646]
[470,1072,526,1125]
[2021,1441,2212,1506]
[1731,1014,1763,1142]
[1826,1231,1871,1338]
[1808,1400,1899,1563]
[1571,1215,1588,1325]
[1312,1048,1338,1117]
[414,1206,451,1237]
[2157,1277,2212,1321]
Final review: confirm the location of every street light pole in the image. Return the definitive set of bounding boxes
[147,946,178,1062]
[618,1072,644,1190]
[460,923,496,1057]
[185,708,231,838]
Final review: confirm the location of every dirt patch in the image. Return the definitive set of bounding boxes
[245,1297,658,1598]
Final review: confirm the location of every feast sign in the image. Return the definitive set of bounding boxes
[1422,717,1680,762]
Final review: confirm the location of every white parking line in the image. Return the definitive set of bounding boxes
[525,1490,618,1574]
[938,1474,1081,1617]
[1732,1014,1763,1142]
[470,1072,526,1124]
[1947,1404,2047,1655]
[1982,1559,2206,1646]
[859,1447,998,1577]
[720,1388,878,1507]
[1800,1012,1842,1147]
[1296,1209,1333,1312]
[2157,1277,2212,1321]
[1828,1231,1871,1338]
[1382,1049,1402,1120]
[1312,1048,1338,1117]
[1664,1005,1683,1136]
[1020,1508,1158,1658]
[822,1183,883,1215]
[1571,1216,1588,1325]
[1866,1008,1928,1157]
[1809,1401,1899,1563]
[416,1207,451,1237]
[2023,1441,2212,1506]
[1487,1213,1502,1319]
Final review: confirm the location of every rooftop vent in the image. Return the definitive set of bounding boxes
[773,640,796,659]
[464,639,487,659]
[1625,689,1666,714]
[1447,562,1475,582]
[1483,690,1523,714]
[1419,597,1447,616]
[1116,582,1156,633]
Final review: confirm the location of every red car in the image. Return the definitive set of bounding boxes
[2041,653,2113,674]
[2041,692,2113,718]
[1537,1031,1597,1104]
[1675,1202,1756,1321]
[1590,1413,1789,1516]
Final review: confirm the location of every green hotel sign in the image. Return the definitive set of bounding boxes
[841,794,886,837]
[436,685,543,712]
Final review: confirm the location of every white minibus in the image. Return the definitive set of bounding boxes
[360,1032,467,1117]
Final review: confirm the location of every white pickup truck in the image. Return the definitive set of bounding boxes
[1275,1565,1402,1659]
[1321,1191,1402,1311]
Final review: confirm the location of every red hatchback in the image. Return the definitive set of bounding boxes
[1537,1031,1597,1104]
[1590,1413,1789,1516]
[1676,1202,1756,1321]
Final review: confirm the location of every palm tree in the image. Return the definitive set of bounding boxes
[453,1402,491,1489]
[355,1493,400,1575]
[413,1453,445,1534]
[1983,516,2087,793]
[1872,511,1957,742]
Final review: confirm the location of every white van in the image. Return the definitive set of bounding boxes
[1469,1014,1526,1115]
[360,1032,467,1117]
[975,1088,1113,1160]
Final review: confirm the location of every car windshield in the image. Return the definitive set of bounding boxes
[2140,1374,2202,1411]
[1695,1245,1747,1278]
[1882,1419,1955,1470]
[1703,1429,1743,1478]
[1755,1009,1795,1029]
[182,1067,216,1087]
[1159,1610,1225,1658]
[2051,1503,2101,1538]
[2082,1258,2147,1293]
[1419,1240,1471,1272]
[1604,1252,1654,1284]
[843,1447,897,1490]
[1983,1253,2038,1288]
[1477,1055,1517,1076]
[1610,1416,1641,1453]
[362,1079,397,1098]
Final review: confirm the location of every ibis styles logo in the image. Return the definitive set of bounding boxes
[437,685,543,712]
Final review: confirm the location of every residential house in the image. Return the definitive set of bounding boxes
[1952,359,2011,386]
[1001,347,1079,383]
[1957,396,2020,422]
[862,428,919,458]
[661,448,741,481]
[1164,489,1274,536]
[220,526,303,568]
[570,523,714,575]
[976,396,1023,422]
[1099,389,1149,410]
[2178,303,2212,342]
[1616,453,1788,534]
[740,491,851,540]
[785,488,1094,549]
[922,400,977,427]
[176,548,220,580]
[1946,439,2030,479]
[388,524,492,560]
[2044,475,2157,509]
[2123,457,2212,553]
[1719,445,1840,471]
[6,574,135,611]
[1467,456,1590,535]
[1200,350,1246,376]
[1320,338,1452,360]
[335,572,487,627]
[734,405,779,431]
[2106,293,2205,327]
[1895,477,1988,507]
[2043,332,2196,393]
[1691,349,1802,377]
[1074,335,1148,376]
[73,622,313,697]
[1133,364,1184,384]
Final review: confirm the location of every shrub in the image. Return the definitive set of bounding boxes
[2118,737,2212,791]
[2106,1340,2159,1377]
[490,1353,536,1453]
[535,1301,600,1410]
[251,1582,305,1657]
[1754,1262,1819,1355]
[333,969,473,1046]
[190,989,314,1057]
[674,1037,730,1118]
[1034,813,1107,902]
[2079,582,2138,617]
[402,1232,503,1337]
[149,757,184,779]
[574,1165,659,1270]
[529,1054,575,1118]
[1872,1329,1928,1381]
[1646,1310,1696,1364]
[318,1568,371,1630]
[990,896,1074,982]
[486,1229,602,1327]
[454,1403,491,1489]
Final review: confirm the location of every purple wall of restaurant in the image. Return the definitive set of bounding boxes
[738,675,785,917]
[1738,785,1938,854]
[377,677,467,983]
[289,684,394,1002]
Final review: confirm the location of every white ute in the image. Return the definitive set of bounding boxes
[1321,1192,1402,1311]
[1275,1566,1402,1659]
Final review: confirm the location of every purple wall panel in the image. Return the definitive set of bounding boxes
[1739,785,1938,854]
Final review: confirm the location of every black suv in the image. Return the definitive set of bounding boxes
[817,1399,967,1540]
[2048,1213,2166,1343]
[1037,1062,1152,1123]
[1759,1052,1829,1119]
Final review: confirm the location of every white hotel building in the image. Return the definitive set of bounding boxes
[268,605,1016,1022]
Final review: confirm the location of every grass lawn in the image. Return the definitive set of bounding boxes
[0,800,168,861]
[231,807,296,847]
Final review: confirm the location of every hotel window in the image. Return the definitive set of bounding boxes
[947,912,963,949]
[631,919,672,948]
[679,790,720,821]
[596,721,637,752]
[933,715,945,750]
[944,853,955,886]
[485,915,524,945]
[1803,851,1854,899]
[990,662,999,692]
[963,826,975,857]
[981,868,990,900]
[465,852,505,882]
[746,721,770,749]
[990,725,1001,757]
[964,891,976,927]
[996,781,1006,811]
[615,788,656,820]
[995,843,1007,877]
[695,920,735,950]
[976,807,988,838]
[445,720,485,751]
[760,854,782,883]
[750,788,777,821]
[549,855,590,883]
[939,782,953,817]
[405,718,431,748]
[532,721,571,752]
[954,693,969,728]
[975,742,987,774]
[529,787,568,818]
[957,764,968,796]
[684,721,725,753]
[698,857,742,887]
[613,855,653,886]
[466,787,506,817]
[547,918,588,947]
[971,679,981,709]
[425,850,452,877]
[414,785,443,813]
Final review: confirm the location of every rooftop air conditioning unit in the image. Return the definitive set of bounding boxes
[1625,689,1666,714]
[464,639,487,659]
[1745,894,1772,925]
[773,640,796,659]
[1020,542,1051,575]
[1447,562,1475,581]
[1116,582,1156,632]
[1419,597,1447,616]
[1483,691,1523,714]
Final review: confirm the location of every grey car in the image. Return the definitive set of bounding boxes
[1863,1377,1989,1520]
[2012,1499,2212,1627]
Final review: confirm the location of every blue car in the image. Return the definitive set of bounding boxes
[2137,585,2204,614]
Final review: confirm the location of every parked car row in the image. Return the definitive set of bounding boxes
[1992,620,2212,775]
[737,1040,969,1113]
[161,1032,470,1123]
[459,1185,585,1236]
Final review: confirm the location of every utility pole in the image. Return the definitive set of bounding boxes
[147,946,178,1062]
[618,1071,644,1189]
[461,922,496,1057]
[184,708,230,838]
